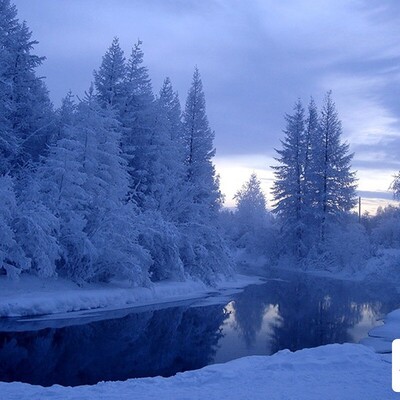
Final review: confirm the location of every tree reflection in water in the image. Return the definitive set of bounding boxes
[230,271,399,355]
[0,305,228,386]
[0,271,398,387]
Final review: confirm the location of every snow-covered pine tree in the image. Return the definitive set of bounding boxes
[38,107,92,282]
[182,67,222,219]
[180,67,232,283]
[272,100,306,258]
[0,0,54,172]
[0,174,30,278]
[13,171,60,278]
[120,40,156,207]
[0,0,19,174]
[94,37,126,109]
[54,91,76,143]
[233,173,273,256]
[303,98,319,212]
[75,88,151,284]
[131,78,188,283]
[235,173,267,223]
[153,77,187,219]
[315,91,357,241]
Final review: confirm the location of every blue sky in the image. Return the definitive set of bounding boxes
[13,0,400,210]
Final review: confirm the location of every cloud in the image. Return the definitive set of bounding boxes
[12,0,400,205]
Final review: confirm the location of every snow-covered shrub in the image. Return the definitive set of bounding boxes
[364,248,400,285]
[137,211,184,282]
[370,206,400,250]
[179,222,234,285]
[89,204,152,285]
[14,198,60,278]
[308,221,370,273]
[223,173,279,266]
[0,175,30,278]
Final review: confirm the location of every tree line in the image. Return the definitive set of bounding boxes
[0,0,232,284]
[2,0,398,285]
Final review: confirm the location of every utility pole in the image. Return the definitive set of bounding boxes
[358,196,361,223]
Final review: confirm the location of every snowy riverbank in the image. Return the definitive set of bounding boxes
[1,272,398,399]
[0,343,394,400]
[0,274,264,318]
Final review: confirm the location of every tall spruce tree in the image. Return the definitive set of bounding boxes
[0,0,54,172]
[38,105,92,282]
[94,37,126,109]
[75,88,151,284]
[153,77,187,220]
[235,173,267,222]
[272,100,306,257]
[272,93,357,260]
[315,92,357,240]
[182,67,221,219]
[180,67,232,283]
[120,40,156,206]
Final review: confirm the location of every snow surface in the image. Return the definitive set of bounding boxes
[1,274,397,399]
[0,274,264,318]
[361,307,400,356]
[0,343,393,400]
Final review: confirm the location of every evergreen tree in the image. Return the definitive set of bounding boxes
[235,173,267,223]
[182,67,221,219]
[38,108,92,282]
[0,174,30,277]
[315,92,357,240]
[158,77,184,143]
[0,0,19,173]
[153,77,187,219]
[54,91,76,143]
[180,67,232,283]
[120,40,156,206]
[272,93,357,258]
[303,98,319,214]
[0,0,54,172]
[94,37,126,109]
[233,173,273,255]
[14,172,60,278]
[271,100,306,257]
[75,88,151,284]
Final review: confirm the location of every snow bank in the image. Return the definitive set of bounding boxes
[0,343,393,400]
[0,274,264,318]
[362,307,400,355]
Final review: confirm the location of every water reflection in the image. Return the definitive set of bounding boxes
[215,271,398,362]
[0,271,398,386]
[0,305,228,386]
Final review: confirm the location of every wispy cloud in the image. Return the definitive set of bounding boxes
[13,0,400,207]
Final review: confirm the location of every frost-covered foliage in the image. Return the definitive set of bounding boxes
[179,222,233,285]
[228,174,278,261]
[14,175,60,279]
[0,0,53,171]
[307,220,370,273]
[182,68,222,218]
[272,100,306,257]
[370,206,400,249]
[0,175,29,278]
[391,172,400,200]
[272,93,357,263]
[137,211,184,282]
[358,205,400,283]
[0,2,233,286]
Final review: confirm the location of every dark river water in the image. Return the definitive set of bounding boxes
[0,270,399,387]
